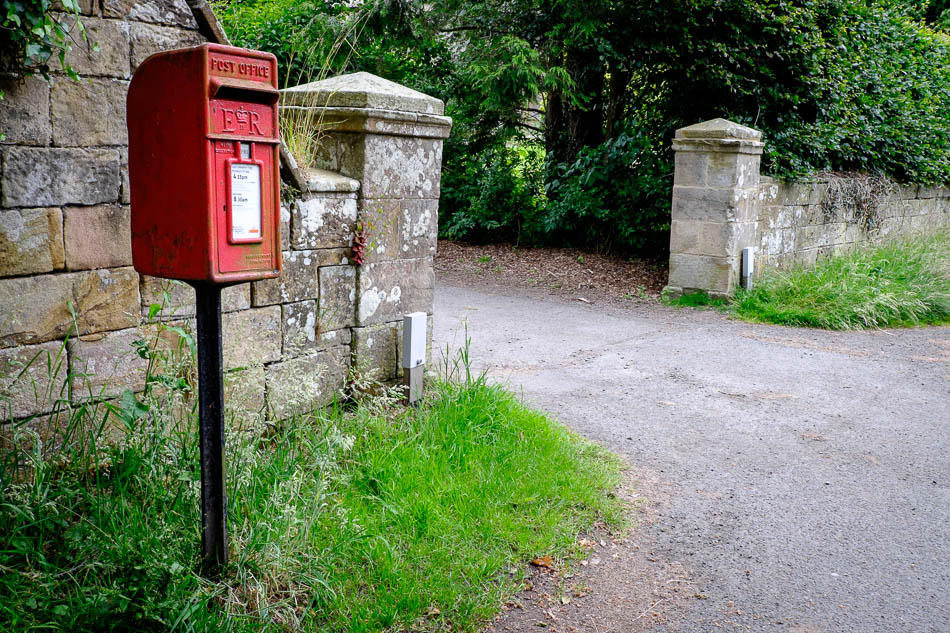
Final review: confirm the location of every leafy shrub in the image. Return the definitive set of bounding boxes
[1,0,92,79]
[544,123,672,254]
[440,143,547,245]
[213,0,356,88]
[630,0,950,184]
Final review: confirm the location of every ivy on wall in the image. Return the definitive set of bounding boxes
[1,0,97,139]
[1,0,95,80]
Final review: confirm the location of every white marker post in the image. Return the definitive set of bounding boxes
[402,312,427,405]
[741,246,755,290]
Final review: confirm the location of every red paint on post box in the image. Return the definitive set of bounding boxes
[127,43,281,284]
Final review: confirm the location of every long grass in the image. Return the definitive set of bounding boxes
[0,354,624,631]
[733,230,950,329]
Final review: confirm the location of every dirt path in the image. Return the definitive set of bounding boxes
[433,276,950,632]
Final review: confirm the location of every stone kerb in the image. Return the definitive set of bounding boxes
[281,72,451,381]
[665,118,764,299]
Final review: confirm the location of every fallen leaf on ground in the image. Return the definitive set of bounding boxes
[531,555,555,568]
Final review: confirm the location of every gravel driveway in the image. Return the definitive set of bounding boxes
[434,277,950,632]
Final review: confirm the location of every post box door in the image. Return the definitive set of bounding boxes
[212,138,278,274]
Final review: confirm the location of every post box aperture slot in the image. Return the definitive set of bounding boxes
[226,157,264,244]
[211,82,279,105]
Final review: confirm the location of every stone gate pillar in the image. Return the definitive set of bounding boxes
[282,72,452,381]
[664,119,763,298]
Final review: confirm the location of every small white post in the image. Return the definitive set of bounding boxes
[402,312,427,404]
[741,246,755,290]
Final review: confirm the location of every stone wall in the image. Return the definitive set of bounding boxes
[756,178,950,270]
[0,2,449,427]
[665,118,950,297]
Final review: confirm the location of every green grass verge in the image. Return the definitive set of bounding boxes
[663,291,728,309]
[733,231,950,329]
[0,378,624,632]
[667,231,950,330]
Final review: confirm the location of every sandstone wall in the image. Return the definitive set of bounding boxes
[665,118,950,297]
[756,179,950,270]
[0,2,448,427]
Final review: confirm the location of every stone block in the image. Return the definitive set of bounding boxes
[667,253,736,295]
[52,78,129,147]
[319,328,351,349]
[773,182,813,207]
[761,204,808,230]
[222,306,281,368]
[917,185,950,200]
[359,201,399,263]
[398,198,439,259]
[280,202,291,251]
[222,284,252,313]
[291,195,358,250]
[796,224,838,252]
[265,345,349,419]
[0,75,50,145]
[355,198,438,263]
[61,17,131,78]
[351,322,399,382]
[675,118,763,142]
[759,227,794,257]
[68,327,148,401]
[0,341,66,419]
[2,147,120,208]
[139,277,250,319]
[104,0,198,28]
[140,277,193,319]
[310,132,366,179]
[356,257,433,325]
[64,205,132,270]
[671,186,756,223]
[704,152,761,189]
[361,135,444,199]
[0,207,64,275]
[282,305,353,358]
[120,147,131,204]
[703,151,738,188]
[130,22,205,69]
[251,250,318,306]
[669,220,736,258]
[53,0,97,14]
[899,184,921,200]
[224,364,266,420]
[282,300,318,358]
[673,152,707,187]
[318,265,356,331]
[282,72,446,115]
[0,268,140,347]
[793,248,821,269]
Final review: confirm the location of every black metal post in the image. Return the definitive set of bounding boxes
[192,282,228,575]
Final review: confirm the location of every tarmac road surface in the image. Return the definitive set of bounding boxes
[434,278,950,633]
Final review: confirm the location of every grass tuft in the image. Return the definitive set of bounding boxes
[733,231,950,329]
[664,291,728,309]
[0,372,624,631]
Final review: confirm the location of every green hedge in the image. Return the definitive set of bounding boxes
[217,0,950,255]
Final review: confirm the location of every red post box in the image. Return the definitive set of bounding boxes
[127,43,283,575]
[127,43,282,284]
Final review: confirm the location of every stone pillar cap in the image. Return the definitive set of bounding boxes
[675,118,762,142]
[282,71,444,115]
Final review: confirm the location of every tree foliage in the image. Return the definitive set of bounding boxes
[218,0,950,255]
